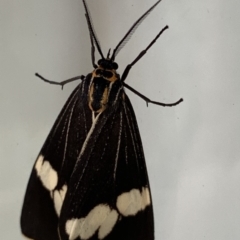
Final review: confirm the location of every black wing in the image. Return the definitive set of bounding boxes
[21,76,92,240]
[21,75,154,240]
[58,93,154,240]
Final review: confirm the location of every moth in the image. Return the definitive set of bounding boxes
[21,0,183,240]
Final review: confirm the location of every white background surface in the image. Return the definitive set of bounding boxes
[1,0,240,239]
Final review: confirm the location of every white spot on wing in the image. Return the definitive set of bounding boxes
[35,154,58,191]
[116,189,141,216]
[65,204,118,240]
[141,187,151,208]
[98,209,118,239]
[35,155,44,174]
[53,184,68,216]
[116,187,151,216]
[65,188,150,239]
[65,219,80,240]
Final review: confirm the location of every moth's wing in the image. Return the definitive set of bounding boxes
[21,80,92,240]
[58,93,154,240]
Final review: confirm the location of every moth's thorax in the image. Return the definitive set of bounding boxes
[92,67,118,82]
[88,67,120,113]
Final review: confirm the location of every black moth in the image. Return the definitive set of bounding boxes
[21,0,183,240]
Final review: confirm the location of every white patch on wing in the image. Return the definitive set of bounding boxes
[65,219,80,240]
[65,204,118,240]
[53,184,68,216]
[141,187,151,208]
[35,154,58,191]
[116,187,151,216]
[98,209,118,239]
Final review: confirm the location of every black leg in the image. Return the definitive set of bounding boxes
[121,25,168,82]
[123,82,183,107]
[35,73,85,89]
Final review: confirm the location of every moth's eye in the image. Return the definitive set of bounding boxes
[112,62,118,70]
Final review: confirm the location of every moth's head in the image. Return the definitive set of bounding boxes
[93,59,119,82]
[97,59,118,71]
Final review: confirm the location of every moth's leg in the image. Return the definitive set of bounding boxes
[123,82,183,107]
[35,73,85,89]
[121,25,168,82]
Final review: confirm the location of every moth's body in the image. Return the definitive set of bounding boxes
[89,61,120,113]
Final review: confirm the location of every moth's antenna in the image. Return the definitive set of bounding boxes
[87,20,97,68]
[82,0,104,59]
[107,48,111,59]
[111,0,162,61]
